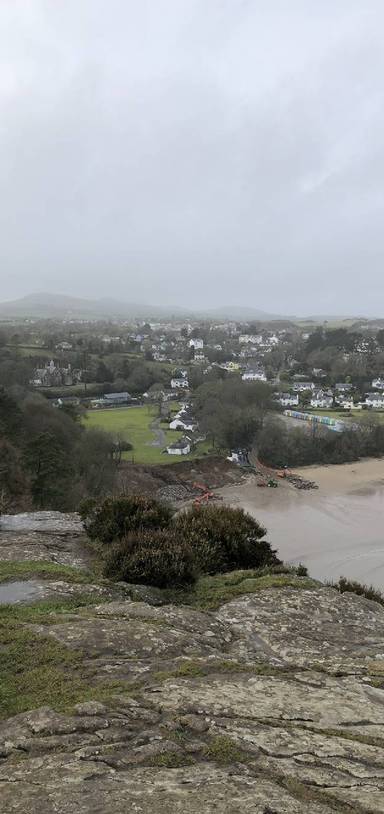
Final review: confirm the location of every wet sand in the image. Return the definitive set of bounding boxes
[218,458,384,590]
[294,458,384,495]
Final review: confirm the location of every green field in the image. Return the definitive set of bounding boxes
[84,405,212,465]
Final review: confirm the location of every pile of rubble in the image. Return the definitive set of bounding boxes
[286,475,318,490]
[156,484,194,503]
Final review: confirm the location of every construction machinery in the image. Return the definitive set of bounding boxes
[192,482,222,506]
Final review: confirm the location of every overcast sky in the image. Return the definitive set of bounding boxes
[1,1,383,316]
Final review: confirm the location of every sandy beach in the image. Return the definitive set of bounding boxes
[217,457,384,590]
[293,457,384,495]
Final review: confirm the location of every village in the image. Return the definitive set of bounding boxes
[0,313,384,467]
[20,317,384,415]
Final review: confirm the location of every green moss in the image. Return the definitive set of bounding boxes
[203,735,252,764]
[153,657,293,684]
[0,593,108,625]
[0,595,134,718]
[279,776,364,813]
[147,751,194,768]
[0,560,92,584]
[187,571,317,610]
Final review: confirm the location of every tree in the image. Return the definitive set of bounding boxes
[95,361,114,383]
[0,388,23,441]
[76,428,117,498]
[0,439,29,512]
[24,432,73,508]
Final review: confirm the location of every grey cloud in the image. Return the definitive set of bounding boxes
[0,1,383,315]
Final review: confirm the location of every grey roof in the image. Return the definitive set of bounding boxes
[168,439,190,449]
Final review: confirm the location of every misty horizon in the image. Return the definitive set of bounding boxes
[1,2,384,315]
[0,289,376,320]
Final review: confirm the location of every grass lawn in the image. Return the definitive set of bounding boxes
[8,344,53,358]
[84,405,213,465]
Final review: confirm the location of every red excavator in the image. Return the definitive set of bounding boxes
[192,482,222,506]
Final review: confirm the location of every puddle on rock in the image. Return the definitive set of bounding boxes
[0,580,43,604]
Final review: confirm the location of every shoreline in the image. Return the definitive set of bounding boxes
[292,456,384,495]
[217,457,384,590]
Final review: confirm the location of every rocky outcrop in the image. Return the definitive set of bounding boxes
[1,514,384,812]
[0,511,89,569]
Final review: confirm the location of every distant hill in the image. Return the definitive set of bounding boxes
[203,305,290,321]
[0,293,288,322]
[0,293,369,324]
[0,293,191,320]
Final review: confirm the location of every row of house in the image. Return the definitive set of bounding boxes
[277,385,384,411]
[167,403,200,455]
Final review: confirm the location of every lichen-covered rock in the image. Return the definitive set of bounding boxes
[2,516,384,812]
[217,586,384,673]
[0,765,338,814]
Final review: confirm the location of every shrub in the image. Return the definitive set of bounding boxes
[173,504,280,574]
[103,529,196,588]
[331,576,384,606]
[82,495,172,544]
[78,497,97,521]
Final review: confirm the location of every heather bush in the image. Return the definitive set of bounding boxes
[103,529,196,588]
[81,495,172,544]
[173,504,280,574]
[330,576,384,606]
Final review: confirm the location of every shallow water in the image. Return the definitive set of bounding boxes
[224,483,384,590]
[0,580,42,605]
[0,511,82,533]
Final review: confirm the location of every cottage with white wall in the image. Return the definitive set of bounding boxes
[276,393,299,407]
[310,391,333,409]
[365,393,384,408]
[242,369,267,382]
[188,338,204,350]
[239,334,263,345]
[335,383,353,393]
[166,438,191,455]
[169,417,197,431]
[372,378,384,390]
[292,382,315,392]
[194,351,205,362]
[171,378,189,389]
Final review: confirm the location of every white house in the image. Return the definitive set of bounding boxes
[337,399,355,410]
[292,382,315,392]
[276,393,299,407]
[194,351,205,362]
[335,383,353,393]
[239,334,263,345]
[171,378,189,389]
[189,338,204,350]
[365,393,384,408]
[166,438,191,455]
[312,367,326,378]
[242,369,267,382]
[372,378,384,390]
[310,391,333,409]
[169,417,197,432]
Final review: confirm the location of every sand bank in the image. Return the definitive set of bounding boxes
[217,458,384,589]
[293,457,384,495]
